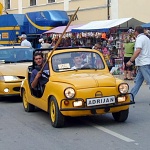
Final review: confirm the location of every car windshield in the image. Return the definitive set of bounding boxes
[52,51,105,72]
[0,48,34,64]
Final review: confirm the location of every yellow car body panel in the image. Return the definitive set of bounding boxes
[0,63,32,96]
[0,63,31,76]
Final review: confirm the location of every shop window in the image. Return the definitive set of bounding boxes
[5,0,10,9]
[30,0,36,6]
[48,0,55,3]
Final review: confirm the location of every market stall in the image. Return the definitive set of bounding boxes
[43,24,82,34]
[71,18,144,32]
[40,18,145,75]
[71,18,144,75]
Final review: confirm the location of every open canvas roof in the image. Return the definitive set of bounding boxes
[71,18,144,32]
[43,24,82,34]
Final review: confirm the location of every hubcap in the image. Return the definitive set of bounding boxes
[23,91,28,109]
[50,101,56,122]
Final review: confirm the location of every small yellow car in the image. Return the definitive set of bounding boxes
[0,46,34,98]
[21,47,135,128]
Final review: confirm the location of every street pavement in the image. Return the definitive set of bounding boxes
[0,74,150,150]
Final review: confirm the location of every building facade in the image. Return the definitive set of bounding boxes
[0,0,149,24]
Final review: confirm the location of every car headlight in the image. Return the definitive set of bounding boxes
[118,83,129,94]
[0,76,19,82]
[64,87,75,99]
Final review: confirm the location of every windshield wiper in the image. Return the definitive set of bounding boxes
[80,67,98,70]
[2,61,15,63]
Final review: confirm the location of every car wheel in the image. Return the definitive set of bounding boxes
[49,96,65,128]
[22,89,35,112]
[112,109,129,122]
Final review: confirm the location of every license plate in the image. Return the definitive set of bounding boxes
[87,96,115,106]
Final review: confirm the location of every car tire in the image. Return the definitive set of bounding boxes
[22,89,35,112]
[49,96,65,128]
[112,109,129,122]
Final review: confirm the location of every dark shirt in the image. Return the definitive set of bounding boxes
[30,64,49,87]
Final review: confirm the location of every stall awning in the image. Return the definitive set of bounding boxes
[43,24,82,34]
[71,18,145,32]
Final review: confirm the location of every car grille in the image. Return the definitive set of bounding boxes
[13,87,20,92]
[17,76,25,79]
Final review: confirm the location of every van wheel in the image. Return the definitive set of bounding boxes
[112,109,129,122]
[49,96,65,128]
[22,89,35,112]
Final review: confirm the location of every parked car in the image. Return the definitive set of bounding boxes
[21,47,135,128]
[0,46,34,98]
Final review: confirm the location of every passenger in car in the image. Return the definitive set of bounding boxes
[71,52,92,69]
[30,52,49,89]
[71,53,84,69]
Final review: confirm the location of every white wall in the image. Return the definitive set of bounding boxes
[18,0,22,14]
[110,0,118,19]
[64,0,69,11]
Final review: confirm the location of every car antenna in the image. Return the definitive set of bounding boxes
[40,7,80,72]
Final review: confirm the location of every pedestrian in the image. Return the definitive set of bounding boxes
[144,28,150,39]
[92,43,102,52]
[20,34,32,47]
[126,26,150,100]
[102,47,111,67]
[41,39,51,48]
[123,37,135,80]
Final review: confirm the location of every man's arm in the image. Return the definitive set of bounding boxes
[126,48,141,66]
[31,71,42,88]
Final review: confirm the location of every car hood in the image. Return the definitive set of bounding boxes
[0,63,31,76]
[51,72,116,89]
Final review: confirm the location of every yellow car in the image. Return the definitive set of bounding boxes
[21,47,135,128]
[0,46,34,98]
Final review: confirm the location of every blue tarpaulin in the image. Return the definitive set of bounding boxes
[0,14,24,27]
[141,23,150,28]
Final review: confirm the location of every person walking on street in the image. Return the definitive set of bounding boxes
[126,26,150,100]
[123,37,135,80]
[41,39,51,48]
[20,34,32,47]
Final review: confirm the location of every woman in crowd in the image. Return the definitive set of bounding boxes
[123,37,135,80]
